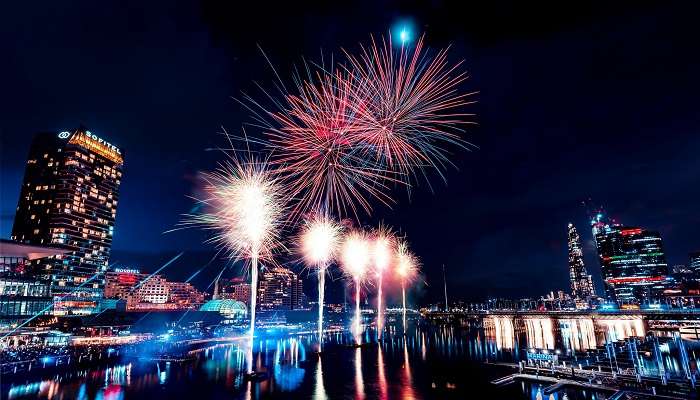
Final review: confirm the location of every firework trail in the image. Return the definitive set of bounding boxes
[340,229,371,345]
[396,239,419,335]
[298,212,343,351]
[343,35,476,188]
[179,157,285,373]
[370,225,395,340]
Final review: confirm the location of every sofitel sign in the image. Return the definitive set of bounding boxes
[58,130,121,154]
[85,131,122,154]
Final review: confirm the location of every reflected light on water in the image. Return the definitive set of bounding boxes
[401,337,417,399]
[354,347,365,400]
[273,338,306,392]
[5,322,696,400]
[312,356,327,400]
[377,345,388,400]
[487,316,515,350]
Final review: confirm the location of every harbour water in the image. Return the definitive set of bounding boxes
[2,318,698,399]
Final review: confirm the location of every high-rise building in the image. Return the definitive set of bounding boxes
[220,277,251,306]
[689,252,700,280]
[11,128,123,315]
[567,223,595,300]
[591,210,670,303]
[257,267,304,310]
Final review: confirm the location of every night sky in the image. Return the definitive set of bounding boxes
[2,1,700,303]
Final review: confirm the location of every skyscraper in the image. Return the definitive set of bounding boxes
[590,210,670,303]
[567,223,595,300]
[11,128,124,315]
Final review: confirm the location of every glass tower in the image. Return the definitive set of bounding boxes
[591,211,669,303]
[567,223,595,300]
[11,128,123,315]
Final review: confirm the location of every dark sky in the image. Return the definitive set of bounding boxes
[2,1,699,303]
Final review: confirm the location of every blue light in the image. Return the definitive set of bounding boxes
[392,18,417,46]
[399,28,410,43]
[42,356,52,364]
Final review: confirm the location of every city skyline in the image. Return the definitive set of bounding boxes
[3,2,700,303]
[2,3,700,399]
[3,129,699,305]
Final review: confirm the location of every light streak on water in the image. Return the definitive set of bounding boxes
[354,347,364,400]
[312,356,327,400]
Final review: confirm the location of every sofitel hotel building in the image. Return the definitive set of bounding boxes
[10,128,123,315]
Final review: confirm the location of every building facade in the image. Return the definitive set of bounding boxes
[104,268,205,311]
[220,277,251,306]
[689,252,700,281]
[11,128,123,315]
[591,212,670,303]
[0,240,68,331]
[567,223,595,300]
[257,267,304,310]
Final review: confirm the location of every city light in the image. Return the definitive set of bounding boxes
[5,6,700,400]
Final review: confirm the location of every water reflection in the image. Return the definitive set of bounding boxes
[4,321,698,400]
[273,338,305,391]
[377,345,388,399]
[487,315,648,352]
[488,316,515,350]
[354,347,364,400]
[401,337,416,399]
[312,356,327,400]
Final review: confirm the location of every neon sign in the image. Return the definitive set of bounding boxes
[58,131,71,139]
[115,268,140,274]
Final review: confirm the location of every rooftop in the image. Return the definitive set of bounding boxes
[0,239,69,260]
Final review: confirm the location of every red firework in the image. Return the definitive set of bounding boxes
[265,68,396,219]
[343,34,476,184]
[250,34,474,220]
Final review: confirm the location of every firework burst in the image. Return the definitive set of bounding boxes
[340,229,371,344]
[371,225,395,339]
[395,238,420,334]
[243,34,474,221]
[182,159,285,263]
[180,156,285,373]
[343,34,476,186]
[262,68,397,220]
[298,212,343,350]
